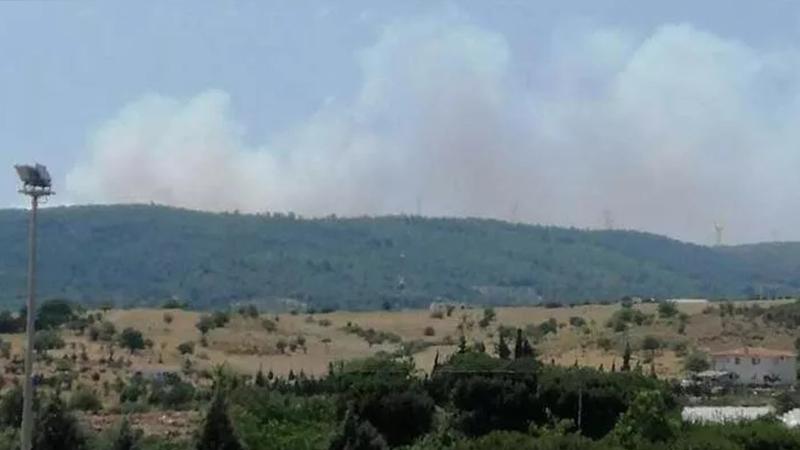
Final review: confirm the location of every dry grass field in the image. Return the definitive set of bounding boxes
[0,299,795,399]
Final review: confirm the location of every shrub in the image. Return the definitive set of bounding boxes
[684,352,710,373]
[118,327,145,354]
[594,337,613,353]
[657,302,678,319]
[196,315,215,335]
[261,319,277,333]
[68,385,102,412]
[423,326,436,336]
[430,310,444,319]
[162,313,173,325]
[641,335,662,352]
[569,316,587,327]
[148,373,195,409]
[318,319,332,327]
[177,341,195,355]
[88,321,116,342]
[35,394,86,450]
[36,299,76,330]
[34,330,65,353]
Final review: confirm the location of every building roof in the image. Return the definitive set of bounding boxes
[710,346,796,358]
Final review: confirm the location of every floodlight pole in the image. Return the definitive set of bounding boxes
[19,188,49,450]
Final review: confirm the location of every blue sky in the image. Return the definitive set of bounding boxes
[2,1,800,243]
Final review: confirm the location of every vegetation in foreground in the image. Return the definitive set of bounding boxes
[0,342,797,450]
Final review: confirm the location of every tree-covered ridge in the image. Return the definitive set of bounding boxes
[0,204,797,309]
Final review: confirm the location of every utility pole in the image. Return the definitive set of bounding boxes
[14,164,53,450]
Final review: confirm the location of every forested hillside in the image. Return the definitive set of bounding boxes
[0,205,796,309]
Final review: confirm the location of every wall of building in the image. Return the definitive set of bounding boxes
[713,355,797,385]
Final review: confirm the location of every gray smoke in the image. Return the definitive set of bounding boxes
[66,18,800,244]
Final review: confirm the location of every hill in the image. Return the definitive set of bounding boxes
[0,204,797,309]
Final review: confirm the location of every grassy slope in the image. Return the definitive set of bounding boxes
[0,204,796,309]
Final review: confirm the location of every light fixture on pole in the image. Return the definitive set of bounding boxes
[14,163,53,450]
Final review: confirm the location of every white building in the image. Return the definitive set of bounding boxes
[711,347,797,386]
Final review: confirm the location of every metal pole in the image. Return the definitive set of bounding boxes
[21,194,38,450]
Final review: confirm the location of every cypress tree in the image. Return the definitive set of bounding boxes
[513,329,523,359]
[621,341,632,372]
[197,391,242,450]
[496,334,511,360]
[457,335,467,354]
[254,365,266,387]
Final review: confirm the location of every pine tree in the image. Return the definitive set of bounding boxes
[112,417,138,450]
[34,394,86,450]
[496,334,511,359]
[197,391,242,450]
[621,341,632,372]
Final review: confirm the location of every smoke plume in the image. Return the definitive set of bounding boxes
[66,18,800,243]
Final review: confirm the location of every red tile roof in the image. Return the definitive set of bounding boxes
[711,347,796,358]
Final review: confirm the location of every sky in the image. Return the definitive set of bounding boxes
[2,1,800,244]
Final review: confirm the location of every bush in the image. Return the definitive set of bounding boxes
[657,302,678,319]
[177,341,195,355]
[68,385,102,412]
[89,321,116,342]
[423,326,436,337]
[162,313,174,325]
[684,352,710,373]
[118,327,145,354]
[36,299,76,330]
[641,336,662,352]
[569,316,587,327]
[34,330,65,353]
[430,310,444,319]
[34,394,86,450]
[148,373,195,409]
[261,319,277,333]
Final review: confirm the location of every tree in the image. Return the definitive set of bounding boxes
[657,302,678,319]
[329,409,388,450]
[197,391,242,450]
[112,417,139,450]
[276,339,288,354]
[621,341,632,372]
[177,341,195,355]
[254,366,267,387]
[196,315,215,335]
[641,336,661,355]
[613,390,678,447]
[36,299,76,330]
[513,329,523,359]
[683,352,710,373]
[163,313,174,325]
[34,329,65,353]
[34,394,86,450]
[119,327,145,354]
[496,334,511,360]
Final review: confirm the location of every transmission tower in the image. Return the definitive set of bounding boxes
[714,222,725,246]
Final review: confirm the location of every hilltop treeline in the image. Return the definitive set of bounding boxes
[0,205,797,309]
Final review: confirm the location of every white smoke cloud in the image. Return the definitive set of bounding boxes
[66,18,800,244]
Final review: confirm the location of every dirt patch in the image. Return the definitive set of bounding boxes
[80,410,200,439]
